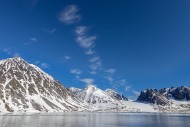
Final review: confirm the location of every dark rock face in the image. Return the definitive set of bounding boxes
[169,86,190,100]
[121,95,128,101]
[137,86,190,105]
[137,89,170,105]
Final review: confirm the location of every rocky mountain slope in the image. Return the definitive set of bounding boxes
[137,86,190,104]
[105,89,128,101]
[137,89,170,105]
[0,57,88,112]
[137,86,190,112]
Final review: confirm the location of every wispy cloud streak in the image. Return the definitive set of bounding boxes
[40,63,50,69]
[79,78,96,86]
[75,26,96,49]
[59,5,81,24]
[3,48,21,57]
[24,37,37,45]
[43,28,56,34]
[70,69,82,75]
[105,68,116,74]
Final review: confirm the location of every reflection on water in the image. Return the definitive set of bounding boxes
[0,113,190,127]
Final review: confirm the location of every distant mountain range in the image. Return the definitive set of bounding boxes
[0,57,190,113]
[137,86,190,105]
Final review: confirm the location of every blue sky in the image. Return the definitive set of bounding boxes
[1,0,190,99]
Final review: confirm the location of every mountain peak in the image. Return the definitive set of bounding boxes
[6,56,24,62]
[12,56,23,61]
[105,89,117,93]
[87,85,96,88]
[69,87,82,95]
[0,57,87,112]
[105,89,128,101]
[85,85,98,91]
[0,57,27,65]
[87,85,96,87]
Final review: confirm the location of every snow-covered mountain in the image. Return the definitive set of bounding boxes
[70,85,190,113]
[137,89,170,105]
[137,86,190,104]
[70,85,115,103]
[69,85,158,112]
[69,87,82,95]
[70,85,128,103]
[105,89,128,101]
[0,57,88,112]
[1,57,190,113]
[137,86,190,112]
[70,85,130,111]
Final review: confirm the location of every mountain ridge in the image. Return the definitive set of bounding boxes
[0,57,88,112]
[0,57,190,113]
[137,86,190,104]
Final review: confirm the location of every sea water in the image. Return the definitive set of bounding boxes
[0,112,190,127]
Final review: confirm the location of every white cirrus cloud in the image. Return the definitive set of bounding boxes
[89,60,102,70]
[3,48,21,57]
[105,68,116,74]
[32,60,50,69]
[119,79,128,87]
[75,26,87,36]
[76,35,96,49]
[59,5,81,24]
[70,69,82,75]
[13,52,21,57]
[43,28,56,34]
[89,56,100,63]
[79,78,96,86]
[40,63,50,69]
[106,76,114,83]
[34,60,40,65]
[75,26,96,49]
[125,85,131,91]
[64,55,71,61]
[30,37,37,42]
[116,79,127,86]
[24,37,37,45]
[89,71,97,75]
[132,90,140,96]
[85,49,95,55]
[88,56,102,71]
[108,78,128,90]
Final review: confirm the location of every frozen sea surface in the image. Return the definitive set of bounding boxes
[0,112,190,127]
